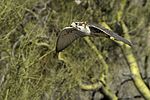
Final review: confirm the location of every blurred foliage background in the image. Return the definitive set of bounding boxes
[0,0,150,100]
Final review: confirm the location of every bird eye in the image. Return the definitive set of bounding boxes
[75,23,77,25]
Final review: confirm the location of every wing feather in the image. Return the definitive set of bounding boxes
[89,24,132,46]
[56,27,84,52]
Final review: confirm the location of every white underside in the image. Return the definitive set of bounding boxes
[77,25,91,35]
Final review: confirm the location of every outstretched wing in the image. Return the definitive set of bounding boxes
[56,27,84,52]
[89,24,132,46]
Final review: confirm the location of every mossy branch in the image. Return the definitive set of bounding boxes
[79,81,117,100]
[117,0,126,21]
[58,37,117,99]
[116,0,150,99]
[83,37,117,99]
[121,21,150,100]
[102,21,150,99]
[84,37,108,83]
[78,81,102,91]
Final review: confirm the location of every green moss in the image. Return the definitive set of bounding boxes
[0,0,150,99]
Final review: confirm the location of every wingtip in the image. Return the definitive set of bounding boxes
[124,40,134,48]
[129,41,134,48]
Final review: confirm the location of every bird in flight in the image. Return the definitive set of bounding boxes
[56,22,132,53]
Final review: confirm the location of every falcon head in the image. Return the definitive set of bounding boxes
[71,22,91,34]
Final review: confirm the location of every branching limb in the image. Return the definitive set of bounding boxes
[79,81,117,100]
[101,21,150,100]
[121,21,150,99]
[84,37,108,83]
